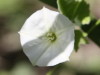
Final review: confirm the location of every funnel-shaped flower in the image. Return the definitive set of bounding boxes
[18,7,74,66]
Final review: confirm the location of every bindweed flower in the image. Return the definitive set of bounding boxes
[18,7,74,66]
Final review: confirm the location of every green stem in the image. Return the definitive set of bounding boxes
[88,20,100,35]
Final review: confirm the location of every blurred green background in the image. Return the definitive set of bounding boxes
[0,0,100,75]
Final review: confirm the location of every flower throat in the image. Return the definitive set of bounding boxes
[46,32,57,42]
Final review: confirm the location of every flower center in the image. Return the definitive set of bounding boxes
[46,32,56,42]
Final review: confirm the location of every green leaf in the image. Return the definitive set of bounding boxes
[74,30,88,51]
[88,24,100,46]
[82,20,100,46]
[57,0,89,25]
[40,0,57,8]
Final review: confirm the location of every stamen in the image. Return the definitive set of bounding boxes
[46,32,56,42]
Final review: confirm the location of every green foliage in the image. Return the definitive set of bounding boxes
[57,0,89,24]
[40,0,57,8]
[74,30,88,51]
[82,20,100,46]
[57,0,100,50]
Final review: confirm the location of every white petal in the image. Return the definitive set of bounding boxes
[22,37,51,65]
[47,41,74,66]
[19,7,59,45]
[51,14,74,33]
[19,7,59,35]
[36,27,74,66]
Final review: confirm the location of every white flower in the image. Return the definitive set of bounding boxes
[18,7,74,66]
